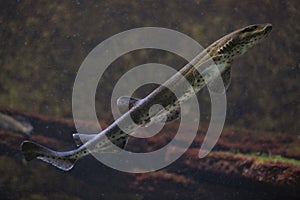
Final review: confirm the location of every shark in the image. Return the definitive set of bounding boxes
[0,113,33,136]
[21,24,272,171]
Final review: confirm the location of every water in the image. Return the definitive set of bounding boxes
[0,0,299,199]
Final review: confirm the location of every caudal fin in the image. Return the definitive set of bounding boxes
[21,141,77,171]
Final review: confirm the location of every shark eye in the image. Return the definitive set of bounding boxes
[241,25,258,33]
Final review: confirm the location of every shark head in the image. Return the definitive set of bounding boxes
[197,24,272,94]
[208,23,272,58]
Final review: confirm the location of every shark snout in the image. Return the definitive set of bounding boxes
[263,23,272,35]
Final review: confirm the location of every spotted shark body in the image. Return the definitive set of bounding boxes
[21,24,272,171]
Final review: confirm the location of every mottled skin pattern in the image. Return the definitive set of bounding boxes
[21,24,272,171]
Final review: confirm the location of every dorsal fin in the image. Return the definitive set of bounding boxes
[117,96,141,114]
[72,133,97,146]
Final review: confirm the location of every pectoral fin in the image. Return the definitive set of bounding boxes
[221,67,232,90]
[193,56,232,93]
[192,55,223,78]
[207,66,232,93]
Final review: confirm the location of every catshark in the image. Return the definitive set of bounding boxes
[21,24,272,171]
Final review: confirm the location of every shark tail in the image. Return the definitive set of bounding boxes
[21,141,78,171]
